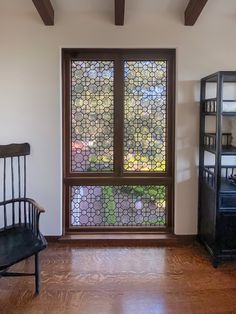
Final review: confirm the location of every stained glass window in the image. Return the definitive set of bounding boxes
[71,61,114,172]
[124,61,167,172]
[63,49,175,232]
[71,185,166,227]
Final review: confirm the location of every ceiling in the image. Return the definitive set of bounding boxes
[30,0,208,26]
[2,1,236,27]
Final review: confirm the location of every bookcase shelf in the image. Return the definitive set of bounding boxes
[199,71,236,267]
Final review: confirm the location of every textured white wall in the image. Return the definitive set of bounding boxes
[1,0,236,235]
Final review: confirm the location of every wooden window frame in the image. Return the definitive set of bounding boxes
[62,48,176,235]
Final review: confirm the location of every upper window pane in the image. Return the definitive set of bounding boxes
[124,61,167,172]
[71,61,114,172]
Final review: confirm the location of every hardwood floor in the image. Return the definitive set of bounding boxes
[0,242,236,314]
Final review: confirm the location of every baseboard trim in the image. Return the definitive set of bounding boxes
[46,233,196,247]
[45,236,60,242]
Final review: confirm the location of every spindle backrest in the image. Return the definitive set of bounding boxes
[0,143,30,230]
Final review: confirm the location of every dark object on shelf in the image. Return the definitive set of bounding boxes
[199,71,236,267]
[228,174,236,185]
[0,143,47,294]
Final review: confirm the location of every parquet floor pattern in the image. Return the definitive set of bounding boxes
[0,243,236,314]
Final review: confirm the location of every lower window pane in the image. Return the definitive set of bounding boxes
[70,185,167,227]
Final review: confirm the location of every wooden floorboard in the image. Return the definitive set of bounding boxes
[0,242,236,313]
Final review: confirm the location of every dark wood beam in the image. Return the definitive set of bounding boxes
[185,0,208,26]
[115,0,125,26]
[32,0,54,25]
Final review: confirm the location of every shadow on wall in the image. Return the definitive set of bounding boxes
[175,80,200,234]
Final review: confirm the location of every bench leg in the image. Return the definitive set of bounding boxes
[35,253,40,294]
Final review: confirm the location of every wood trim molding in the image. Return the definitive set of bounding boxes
[115,0,125,25]
[32,0,54,25]
[62,49,176,234]
[185,0,208,26]
[46,234,196,247]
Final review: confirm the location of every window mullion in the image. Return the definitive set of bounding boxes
[114,55,124,177]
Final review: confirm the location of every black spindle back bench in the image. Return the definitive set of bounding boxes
[0,143,47,294]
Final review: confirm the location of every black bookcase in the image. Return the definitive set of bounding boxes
[199,71,236,267]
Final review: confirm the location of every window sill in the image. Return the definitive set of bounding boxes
[46,233,196,247]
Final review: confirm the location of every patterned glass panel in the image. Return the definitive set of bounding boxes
[71,61,114,172]
[124,61,167,172]
[71,185,166,227]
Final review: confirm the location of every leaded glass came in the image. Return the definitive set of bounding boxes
[63,49,175,232]
[124,61,167,172]
[71,185,166,227]
[71,61,114,172]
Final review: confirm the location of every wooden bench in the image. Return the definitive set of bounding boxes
[0,143,47,294]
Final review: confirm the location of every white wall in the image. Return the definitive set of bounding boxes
[1,0,236,235]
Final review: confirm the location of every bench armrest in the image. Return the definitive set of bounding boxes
[0,198,46,236]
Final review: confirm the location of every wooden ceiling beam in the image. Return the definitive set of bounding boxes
[32,0,54,25]
[185,0,208,26]
[115,0,125,26]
